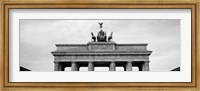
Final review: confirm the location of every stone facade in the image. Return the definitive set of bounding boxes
[52,41,152,71]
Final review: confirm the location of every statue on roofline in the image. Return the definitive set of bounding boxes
[91,32,96,42]
[97,22,107,42]
[108,32,113,42]
[90,22,113,42]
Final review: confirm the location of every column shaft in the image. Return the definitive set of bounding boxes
[57,63,65,71]
[71,62,77,71]
[126,62,132,71]
[54,62,59,71]
[109,62,116,71]
[58,64,62,71]
[88,62,94,71]
[143,62,150,71]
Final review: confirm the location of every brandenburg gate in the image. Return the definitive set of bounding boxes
[51,23,152,71]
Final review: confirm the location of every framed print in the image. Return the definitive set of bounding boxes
[10,9,191,82]
[0,0,199,91]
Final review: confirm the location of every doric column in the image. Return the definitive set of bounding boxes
[88,62,94,71]
[143,61,150,71]
[58,64,62,71]
[109,62,116,71]
[126,61,132,71]
[71,62,78,71]
[57,63,65,71]
[54,62,60,71]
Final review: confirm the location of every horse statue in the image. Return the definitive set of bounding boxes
[108,32,113,42]
[91,32,96,42]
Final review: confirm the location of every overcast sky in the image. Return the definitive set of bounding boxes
[20,19,180,71]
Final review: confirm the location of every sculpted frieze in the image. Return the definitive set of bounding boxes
[55,55,148,60]
[89,45,114,50]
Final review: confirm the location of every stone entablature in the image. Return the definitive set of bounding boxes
[56,44,87,51]
[52,51,151,55]
[55,41,148,51]
[116,44,147,51]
